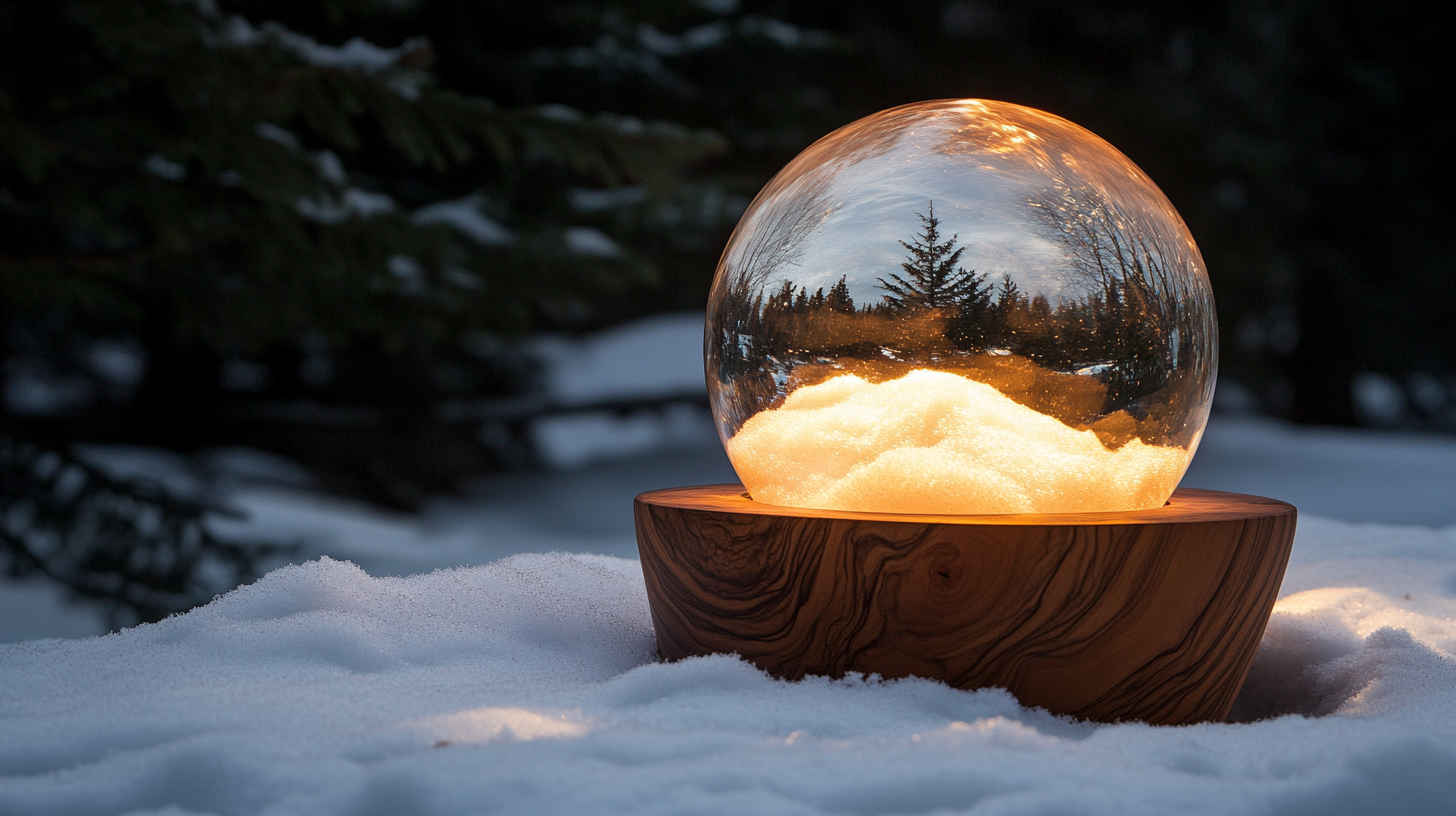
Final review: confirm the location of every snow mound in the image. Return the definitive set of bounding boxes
[728,370,1187,514]
[5,517,1456,814]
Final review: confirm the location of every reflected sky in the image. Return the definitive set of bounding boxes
[725,99,1184,306]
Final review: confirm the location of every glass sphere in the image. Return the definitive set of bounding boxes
[705,99,1217,515]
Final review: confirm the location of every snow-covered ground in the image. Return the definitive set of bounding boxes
[4,313,1456,814]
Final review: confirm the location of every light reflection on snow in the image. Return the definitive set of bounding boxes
[412,707,592,745]
[937,716,1060,749]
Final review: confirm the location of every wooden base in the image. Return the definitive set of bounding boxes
[634,486,1295,725]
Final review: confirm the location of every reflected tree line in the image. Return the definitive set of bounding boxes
[710,187,1211,447]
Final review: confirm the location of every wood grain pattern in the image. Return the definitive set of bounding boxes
[635,486,1296,725]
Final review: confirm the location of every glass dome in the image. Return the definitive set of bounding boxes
[705,99,1217,515]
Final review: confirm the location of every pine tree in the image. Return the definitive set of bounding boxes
[989,274,1026,347]
[0,438,290,628]
[0,0,722,624]
[766,280,798,316]
[826,275,854,313]
[878,203,988,312]
[948,267,996,352]
[996,275,1025,313]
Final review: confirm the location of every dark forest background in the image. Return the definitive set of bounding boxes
[3,0,1452,624]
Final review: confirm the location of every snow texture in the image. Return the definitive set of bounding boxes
[296,188,396,224]
[539,15,827,95]
[563,226,622,258]
[411,195,515,247]
[526,312,716,468]
[5,520,1456,815]
[570,186,648,212]
[254,123,300,151]
[143,153,187,181]
[726,370,1187,514]
[221,17,426,75]
[531,313,707,405]
[532,403,716,470]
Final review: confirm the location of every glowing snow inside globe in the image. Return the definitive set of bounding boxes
[706,99,1217,515]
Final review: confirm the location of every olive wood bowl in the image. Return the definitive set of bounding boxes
[634,485,1295,725]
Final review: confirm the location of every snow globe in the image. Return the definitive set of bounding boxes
[635,100,1295,725]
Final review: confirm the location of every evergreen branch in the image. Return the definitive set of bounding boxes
[0,435,294,629]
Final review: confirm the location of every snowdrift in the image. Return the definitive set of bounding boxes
[5,516,1456,815]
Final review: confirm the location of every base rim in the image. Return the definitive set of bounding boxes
[636,484,1295,527]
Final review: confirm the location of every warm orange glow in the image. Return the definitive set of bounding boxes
[726,370,1189,515]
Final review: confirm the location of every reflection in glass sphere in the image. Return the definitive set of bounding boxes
[705,99,1217,515]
